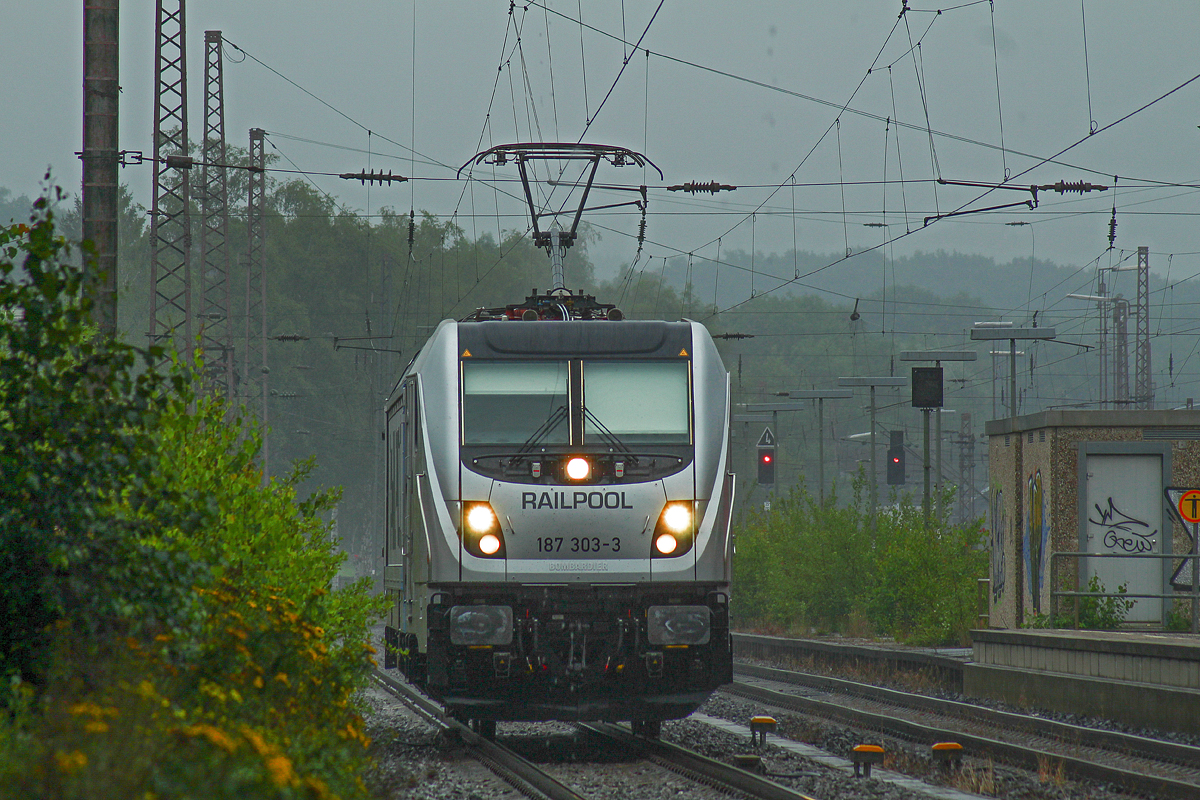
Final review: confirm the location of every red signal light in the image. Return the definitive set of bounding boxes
[761,454,772,463]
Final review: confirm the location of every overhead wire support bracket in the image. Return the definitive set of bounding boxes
[923,177,1109,226]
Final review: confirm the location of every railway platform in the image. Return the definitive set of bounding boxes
[965,628,1200,736]
[734,628,1200,737]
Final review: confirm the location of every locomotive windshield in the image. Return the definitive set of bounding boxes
[462,361,569,444]
[462,358,691,446]
[583,361,690,444]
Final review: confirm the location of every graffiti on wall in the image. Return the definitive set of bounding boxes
[1025,470,1048,613]
[1088,497,1157,554]
[989,483,1007,602]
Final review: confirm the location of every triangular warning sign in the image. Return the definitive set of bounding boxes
[757,427,776,447]
[679,348,689,356]
[461,348,472,357]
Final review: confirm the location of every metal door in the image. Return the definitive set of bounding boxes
[1083,454,1163,622]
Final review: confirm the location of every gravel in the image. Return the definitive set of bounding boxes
[360,676,1150,800]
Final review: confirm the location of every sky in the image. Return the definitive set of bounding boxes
[4,1,1199,294]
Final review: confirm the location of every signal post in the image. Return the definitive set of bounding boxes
[838,377,908,513]
[901,351,978,524]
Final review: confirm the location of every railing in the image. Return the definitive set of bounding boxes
[1049,551,1199,633]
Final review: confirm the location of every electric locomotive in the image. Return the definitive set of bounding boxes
[382,290,734,735]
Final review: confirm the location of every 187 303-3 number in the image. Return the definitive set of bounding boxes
[537,536,620,554]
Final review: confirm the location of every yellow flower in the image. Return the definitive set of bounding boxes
[181,723,237,754]
[154,633,173,643]
[302,776,331,800]
[54,750,88,773]
[253,676,264,689]
[136,680,157,700]
[67,701,99,717]
[274,672,290,687]
[241,726,271,757]
[83,720,109,734]
[265,754,296,788]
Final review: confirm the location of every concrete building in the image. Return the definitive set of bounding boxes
[986,410,1200,628]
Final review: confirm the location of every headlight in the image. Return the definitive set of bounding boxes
[466,504,497,534]
[565,456,590,481]
[661,503,691,533]
[462,502,505,558]
[652,501,695,558]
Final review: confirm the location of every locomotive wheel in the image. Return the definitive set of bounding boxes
[630,719,661,739]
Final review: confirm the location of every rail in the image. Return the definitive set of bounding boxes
[1049,551,1200,632]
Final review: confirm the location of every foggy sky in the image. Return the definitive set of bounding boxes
[4,1,1198,289]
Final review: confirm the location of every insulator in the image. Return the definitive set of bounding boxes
[666,181,737,194]
[1108,209,1117,248]
[637,218,647,245]
[408,214,416,249]
[1045,180,1103,194]
[339,169,407,185]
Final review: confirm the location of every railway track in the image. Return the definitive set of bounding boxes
[373,668,819,800]
[729,662,1200,799]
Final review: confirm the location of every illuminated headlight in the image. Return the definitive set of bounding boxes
[462,502,505,558]
[661,503,692,533]
[449,605,513,646]
[565,457,590,481]
[652,501,695,558]
[647,605,711,645]
[466,504,497,534]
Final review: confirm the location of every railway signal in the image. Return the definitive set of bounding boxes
[757,448,775,485]
[887,430,905,485]
[757,427,776,486]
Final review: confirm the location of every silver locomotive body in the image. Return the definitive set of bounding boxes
[383,318,733,724]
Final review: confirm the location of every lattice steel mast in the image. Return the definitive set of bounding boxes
[1113,298,1130,406]
[245,128,269,479]
[149,0,192,359]
[199,30,234,400]
[1135,245,1153,409]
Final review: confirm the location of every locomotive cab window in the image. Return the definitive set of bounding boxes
[462,361,569,445]
[583,361,690,444]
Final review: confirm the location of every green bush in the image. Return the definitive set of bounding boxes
[1024,575,1134,631]
[733,474,987,646]
[0,195,385,799]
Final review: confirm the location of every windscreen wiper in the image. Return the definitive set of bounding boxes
[581,407,636,460]
[515,405,568,458]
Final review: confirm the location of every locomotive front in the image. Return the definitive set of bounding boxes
[384,317,733,727]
